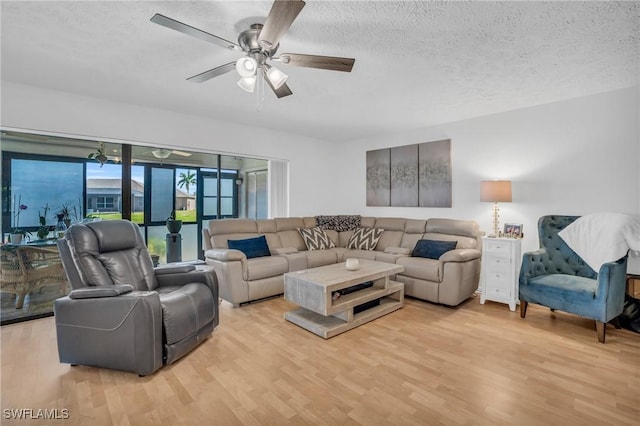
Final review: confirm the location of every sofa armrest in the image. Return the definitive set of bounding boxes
[205,249,246,262]
[68,284,134,299]
[596,257,628,320]
[439,248,481,262]
[519,249,549,285]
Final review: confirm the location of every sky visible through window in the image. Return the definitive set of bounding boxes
[86,162,144,182]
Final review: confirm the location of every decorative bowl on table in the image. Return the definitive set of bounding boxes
[345,258,360,271]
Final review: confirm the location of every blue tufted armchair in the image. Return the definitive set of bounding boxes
[519,215,628,343]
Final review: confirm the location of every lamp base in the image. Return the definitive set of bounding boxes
[491,202,501,237]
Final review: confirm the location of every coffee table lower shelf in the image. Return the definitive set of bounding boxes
[285,295,403,339]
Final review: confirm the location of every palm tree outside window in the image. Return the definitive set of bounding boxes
[175,169,197,222]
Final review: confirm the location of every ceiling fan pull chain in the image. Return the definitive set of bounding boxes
[256,68,265,112]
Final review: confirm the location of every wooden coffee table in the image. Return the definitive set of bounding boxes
[284,260,405,338]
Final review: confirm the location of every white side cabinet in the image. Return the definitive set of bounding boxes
[480,237,522,311]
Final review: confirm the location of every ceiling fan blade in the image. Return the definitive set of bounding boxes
[150,13,241,51]
[258,0,306,50]
[264,76,293,99]
[171,150,192,157]
[276,53,355,72]
[187,62,236,83]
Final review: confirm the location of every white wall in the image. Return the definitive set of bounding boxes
[2,82,638,257]
[0,81,340,217]
[334,87,640,255]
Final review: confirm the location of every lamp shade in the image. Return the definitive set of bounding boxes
[237,76,257,93]
[481,180,512,202]
[236,57,258,78]
[265,65,288,89]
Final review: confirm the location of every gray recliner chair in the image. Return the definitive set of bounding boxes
[55,220,219,376]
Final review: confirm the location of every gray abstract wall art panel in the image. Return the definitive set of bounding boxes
[391,144,419,207]
[419,139,452,207]
[366,148,390,206]
[366,139,452,208]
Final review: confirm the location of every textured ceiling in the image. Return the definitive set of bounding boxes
[1,1,638,142]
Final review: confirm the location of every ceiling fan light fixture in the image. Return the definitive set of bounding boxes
[266,65,288,90]
[151,148,172,159]
[237,76,257,93]
[236,57,258,78]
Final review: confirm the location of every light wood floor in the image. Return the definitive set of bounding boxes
[1,294,639,425]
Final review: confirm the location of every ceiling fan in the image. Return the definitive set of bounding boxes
[150,0,355,98]
[147,148,192,159]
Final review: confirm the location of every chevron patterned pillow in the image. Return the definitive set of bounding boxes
[298,227,336,251]
[347,227,385,250]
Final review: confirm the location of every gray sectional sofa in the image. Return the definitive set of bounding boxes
[203,216,482,307]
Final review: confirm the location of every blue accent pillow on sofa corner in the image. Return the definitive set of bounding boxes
[412,239,457,260]
[227,235,271,259]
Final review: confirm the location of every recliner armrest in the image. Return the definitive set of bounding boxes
[439,248,481,262]
[68,284,134,299]
[154,265,197,275]
[54,291,163,376]
[156,270,218,298]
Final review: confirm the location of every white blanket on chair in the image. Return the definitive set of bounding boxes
[558,212,640,272]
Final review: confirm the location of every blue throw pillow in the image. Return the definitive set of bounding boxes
[227,235,271,259]
[411,239,457,259]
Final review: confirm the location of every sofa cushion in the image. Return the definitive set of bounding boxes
[400,232,425,249]
[256,219,277,233]
[374,252,405,264]
[426,218,478,238]
[298,227,336,251]
[275,217,306,231]
[278,230,307,251]
[306,249,339,268]
[412,239,457,259]
[209,218,258,235]
[227,236,271,259]
[344,249,377,260]
[376,230,404,251]
[347,228,384,250]
[374,217,406,231]
[384,247,412,255]
[246,256,289,281]
[397,256,441,282]
[339,230,354,248]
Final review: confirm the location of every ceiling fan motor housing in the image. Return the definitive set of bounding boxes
[238,24,278,58]
[150,0,355,99]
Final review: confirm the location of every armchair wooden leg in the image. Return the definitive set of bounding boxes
[609,317,622,329]
[520,300,528,318]
[596,321,606,343]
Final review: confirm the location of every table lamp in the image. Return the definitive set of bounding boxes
[481,180,512,237]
